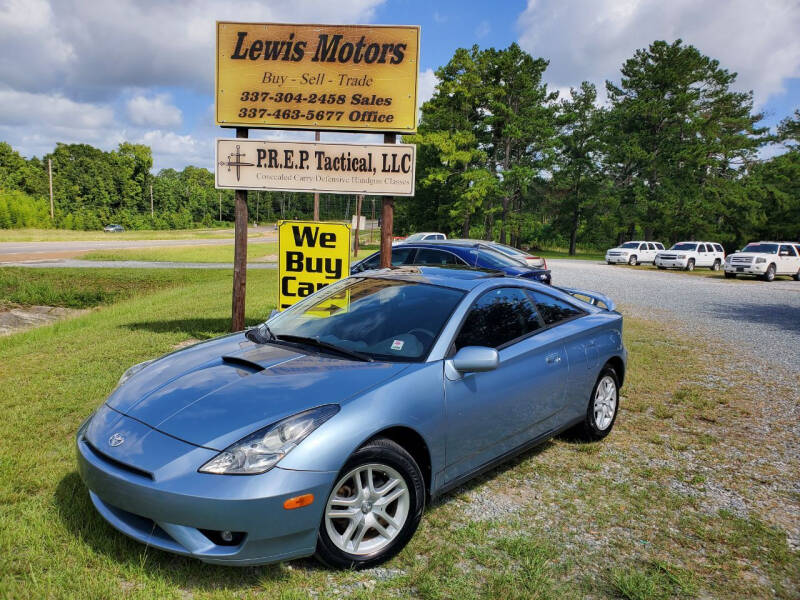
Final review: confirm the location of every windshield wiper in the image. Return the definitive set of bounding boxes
[245,324,275,344]
[275,334,373,362]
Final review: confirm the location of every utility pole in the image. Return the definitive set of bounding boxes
[313,131,320,220]
[48,159,54,220]
[150,184,154,217]
[379,133,396,267]
[354,194,363,257]
[231,127,248,332]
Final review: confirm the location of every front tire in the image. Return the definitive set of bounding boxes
[628,255,637,266]
[315,438,425,569]
[574,366,620,441]
[685,259,695,272]
[761,264,776,282]
[724,271,736,279]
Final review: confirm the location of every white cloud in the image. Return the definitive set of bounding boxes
[0,89,113,129]
[0,0,386,98]
[475,20,491,39]
[126,94,182,128]
[517,0,800,107]
[418,68,438,108]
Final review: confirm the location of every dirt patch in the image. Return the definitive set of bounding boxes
[0,250,91,262]
[0,305,90,335]
[252,253,278,263]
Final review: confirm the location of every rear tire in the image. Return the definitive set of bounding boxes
[761,264,776,282]
[573,366,620,441]
[628,255,637,266]
[794,269,800,281]
[685,259,695,272]
[724,272,736,279]
[315,438,425,570]
[711,259,721,271]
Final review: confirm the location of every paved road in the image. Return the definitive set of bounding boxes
[5,260,277,269]
[0,228,277,261]
[550,259,800,373]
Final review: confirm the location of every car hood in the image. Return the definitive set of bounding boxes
[728,252,768,259]
[105,334,409,450]
[607,247,633,253]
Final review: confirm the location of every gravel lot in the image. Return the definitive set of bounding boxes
[551,259,800,374]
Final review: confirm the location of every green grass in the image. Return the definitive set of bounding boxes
[0,227,267,243]
[81,243,374,263]
[0,269,797,599]
[0,268,217,309]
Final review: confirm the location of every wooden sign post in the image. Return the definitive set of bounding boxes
[231,127,248,332]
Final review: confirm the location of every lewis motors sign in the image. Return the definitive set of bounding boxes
[215,138,415,196]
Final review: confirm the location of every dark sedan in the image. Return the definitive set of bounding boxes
[352,240,552,284]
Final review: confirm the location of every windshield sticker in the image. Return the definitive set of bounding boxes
[391,340,405,351]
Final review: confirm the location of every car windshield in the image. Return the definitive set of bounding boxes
[670,243,697,251]
[265,277,465,362]
[404,233,426,241]
[742,243,778,254]
[619,242,640,249]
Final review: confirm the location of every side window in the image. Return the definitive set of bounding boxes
[780,245,797,257]
[647,243,656,250]
[527,291,584,326]
[714,244,724,253]
[638,244,646,251]
[357,253,380,271]
[656,243,664,250]
[390,247,415,266]
[454,288,543,350]
[696,244,705,253]
[414,249,460,265]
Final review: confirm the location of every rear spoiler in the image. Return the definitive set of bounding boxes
[556,286,616,311]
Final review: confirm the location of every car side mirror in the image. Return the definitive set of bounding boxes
[451,346,499,373]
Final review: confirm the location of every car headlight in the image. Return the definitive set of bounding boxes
[199,405,340,475]
[676,254,686,259]
[117,359,155,387]
[725,256,731,263]
[755,257,766,264]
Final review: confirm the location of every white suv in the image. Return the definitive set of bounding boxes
[605,241,664,265]
[724,242,800,281]
[655,241,725,271]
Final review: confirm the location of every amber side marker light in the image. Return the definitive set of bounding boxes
[283,494,314,510]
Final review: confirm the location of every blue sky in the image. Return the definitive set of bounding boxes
[0,0,797,171]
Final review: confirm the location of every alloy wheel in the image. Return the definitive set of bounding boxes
[593,375,617,430]
[324,463,410,555]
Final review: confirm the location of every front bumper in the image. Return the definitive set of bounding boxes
[605,254,630,264]
[724,262,766,275]
[76,418,337,565]
[655,257,688,269]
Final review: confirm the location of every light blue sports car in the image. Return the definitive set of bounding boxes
[76,266,626,569]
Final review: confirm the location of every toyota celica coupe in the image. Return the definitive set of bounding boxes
[77,266,626,569]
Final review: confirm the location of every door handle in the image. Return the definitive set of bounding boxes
[546,354,561,365]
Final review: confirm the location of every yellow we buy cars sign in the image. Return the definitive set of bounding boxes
[216,22,420,132]
[278,221,351,310]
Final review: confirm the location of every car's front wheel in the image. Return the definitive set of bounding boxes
[573,366,619,441]
[628,255,637,266]
[724,271,736,279]
[315,438,424,569]
[761,264,776,282]
[685,259,695,271]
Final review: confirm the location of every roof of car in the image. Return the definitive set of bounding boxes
[359,265,510,290]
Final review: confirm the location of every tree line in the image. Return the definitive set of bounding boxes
[0,141,363,230]
[400,39,799,252]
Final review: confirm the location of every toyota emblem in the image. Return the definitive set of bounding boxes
[108,433,125,447]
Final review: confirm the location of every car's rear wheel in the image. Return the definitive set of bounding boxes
[711,259,721,271]
[315,438,424,569]
[761,264,776,282]
[724,271,736,279]
[573,366,619,441]
[685,259,695,271]
[794,268,800,281]
[628,255,637,266]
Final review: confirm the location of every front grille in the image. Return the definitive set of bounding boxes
[608,252,620,256]
[731,256,753,264]
[660,254,677,260]
[84,439,153,480]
